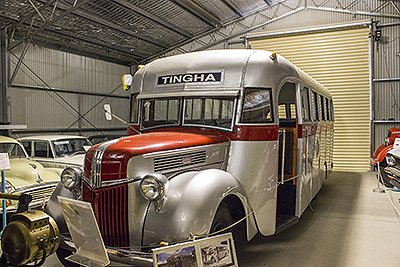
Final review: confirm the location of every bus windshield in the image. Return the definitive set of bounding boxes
[140,96,236,131]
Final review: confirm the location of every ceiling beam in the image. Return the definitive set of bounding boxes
[34,0,170,49]
[8,0,92,50]
[113,0,193,39]
[220,0,243,17]
[170,0,223,27]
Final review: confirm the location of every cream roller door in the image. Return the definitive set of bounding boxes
[250,27,370,172]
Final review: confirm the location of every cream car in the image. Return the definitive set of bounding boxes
[0,136,61,213]
[18,135,92,169]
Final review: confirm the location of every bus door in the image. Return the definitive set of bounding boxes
[297,86,314,216]
[276,82,299,231]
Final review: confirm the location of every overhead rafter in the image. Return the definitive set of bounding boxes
[8,0,92,50]
[114,0,193,39]
[221,0,243,17]
[151,0,400,63]
[171,0,223,27]
[35,0,170,49]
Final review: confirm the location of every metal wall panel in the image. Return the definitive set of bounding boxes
[372,23,400,155]
[249,27,371,172]
[9,45,130,137]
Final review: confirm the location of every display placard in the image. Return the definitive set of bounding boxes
[152,233,238,267]
[0,153,10,171]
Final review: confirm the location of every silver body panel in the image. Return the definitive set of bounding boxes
[227,141,278,236]
[142,169,258,246]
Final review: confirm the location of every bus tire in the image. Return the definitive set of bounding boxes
[210,202,233,234]
[210,199,246,244]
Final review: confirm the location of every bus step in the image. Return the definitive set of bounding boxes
[276,214,299,234]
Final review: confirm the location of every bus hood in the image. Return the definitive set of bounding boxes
[84,132,229,182]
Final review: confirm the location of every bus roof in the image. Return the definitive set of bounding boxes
[132,50,331,98]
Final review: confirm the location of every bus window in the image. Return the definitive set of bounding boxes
[278,104,286,119]
[330,99,334,121]
[314,91,321,121]
[319,95,326,121]
[241,88,273,123]
[130,93,139,124]
[301,87,311,122]
[141,98,180,128]
[310,91,318,121]
[325,98,331,121]
[290,103,296,119]
[184,97,235,130]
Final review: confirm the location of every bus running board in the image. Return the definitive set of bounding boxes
[276,214,299,234]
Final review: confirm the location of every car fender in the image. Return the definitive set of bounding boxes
[142,169,257,247]
[376,144,394,164]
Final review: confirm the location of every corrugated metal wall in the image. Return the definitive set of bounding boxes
[372,23,400,153]
[10,45,130,138]
[249,26,371,172]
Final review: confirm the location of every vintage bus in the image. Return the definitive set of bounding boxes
[49,49,334,263]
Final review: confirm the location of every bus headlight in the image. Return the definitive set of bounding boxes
[61,167,82,190]
[140,173,168,201]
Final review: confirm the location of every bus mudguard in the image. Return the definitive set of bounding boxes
[141,169,257,247]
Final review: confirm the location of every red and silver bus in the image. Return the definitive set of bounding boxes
[49,49,334,262]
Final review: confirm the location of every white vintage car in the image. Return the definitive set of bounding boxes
[0,136,61,213]
[18,135,92,169]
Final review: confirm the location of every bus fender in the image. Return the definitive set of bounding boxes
[142,169,257,246]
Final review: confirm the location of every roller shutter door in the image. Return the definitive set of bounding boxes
[249,27,370,172]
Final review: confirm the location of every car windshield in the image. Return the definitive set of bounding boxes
[0,142,27,159]
[140,96,236,131]
[52,139,91,157]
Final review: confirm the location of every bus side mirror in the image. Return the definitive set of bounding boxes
[104,104,112,121]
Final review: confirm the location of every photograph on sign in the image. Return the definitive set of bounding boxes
[152,233,237,267]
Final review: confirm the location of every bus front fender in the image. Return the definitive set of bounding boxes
[142,169,257,247]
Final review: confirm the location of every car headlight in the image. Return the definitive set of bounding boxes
[61,167,83,190]
[386,154,396,167]
[0,180,14,194]
[140,173,168,201]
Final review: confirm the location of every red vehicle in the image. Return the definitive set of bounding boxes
[371,127,400,187]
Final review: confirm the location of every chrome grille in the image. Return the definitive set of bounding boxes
[13,182,58,208]
[90,139,119,189]
[83,182,129,248]
[153,151,207,173]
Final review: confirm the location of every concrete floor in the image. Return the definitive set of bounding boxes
[237,171,400,267]
[26,171,400,266]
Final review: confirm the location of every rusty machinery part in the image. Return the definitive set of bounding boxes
[0,210,60,266]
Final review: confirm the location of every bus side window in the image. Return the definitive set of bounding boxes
[301,87,311,122]
[312,91,320,121]
[130,93,139,124]
[325,98,331,121]
[320,95,326,121]
[241,88,273,123]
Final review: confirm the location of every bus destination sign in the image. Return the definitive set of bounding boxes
[157,72,223,85]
